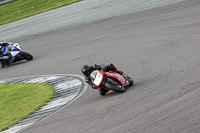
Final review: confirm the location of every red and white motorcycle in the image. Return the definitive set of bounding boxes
[89,70,133,95]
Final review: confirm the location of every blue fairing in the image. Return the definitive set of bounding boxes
[1,46,20,55]
[12,46,20,51]
[18,51,23,57]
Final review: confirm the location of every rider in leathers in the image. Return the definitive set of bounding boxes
[0,42,16,63]
[81,63,124,95]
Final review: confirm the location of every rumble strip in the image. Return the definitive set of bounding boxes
[0,74,87,133]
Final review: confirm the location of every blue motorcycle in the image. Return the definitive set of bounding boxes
[0,43,33,68]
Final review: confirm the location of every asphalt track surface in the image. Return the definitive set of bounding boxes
[0,0,183,41]
[1,0,200,132]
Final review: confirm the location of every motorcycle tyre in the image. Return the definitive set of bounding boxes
[104,78,125,93]
[128,77,134,86]
[21,52,33,61]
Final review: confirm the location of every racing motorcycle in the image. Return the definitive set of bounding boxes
[0,43,33,68]
[90,70,134,95]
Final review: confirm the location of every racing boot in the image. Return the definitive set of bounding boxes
[98,88,109,96]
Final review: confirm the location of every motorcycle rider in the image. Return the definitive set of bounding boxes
[81,63,124,95]
[0,42,19,64]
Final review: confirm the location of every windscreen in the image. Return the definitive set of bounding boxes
[90,71,97,81]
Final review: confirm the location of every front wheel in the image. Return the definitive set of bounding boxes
[21,52,33,61]
[104,78,125,93]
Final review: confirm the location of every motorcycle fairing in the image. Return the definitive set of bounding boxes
[12,43,21,50]
[0,55,9,59]
[91,70,103,87]
[1,44,21,57]
[105,72,126,86]
[10,51,20,57]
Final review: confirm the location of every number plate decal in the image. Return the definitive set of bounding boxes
[0,56,9,59]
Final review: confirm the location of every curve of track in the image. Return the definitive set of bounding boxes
[0,74,87,133]
[1,0,200,133]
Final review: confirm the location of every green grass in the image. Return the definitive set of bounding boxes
[0,0,82,25]
[0,83,55,132]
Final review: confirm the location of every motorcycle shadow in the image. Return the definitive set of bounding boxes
[2,60,29,68]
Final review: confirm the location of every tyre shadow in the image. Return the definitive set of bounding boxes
[0,60,31,68]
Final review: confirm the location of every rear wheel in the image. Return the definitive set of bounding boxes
[21,52,33,61]
[128,77,134,86]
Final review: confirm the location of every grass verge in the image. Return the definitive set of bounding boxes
[0,83,55,132]
[0,0,82,25]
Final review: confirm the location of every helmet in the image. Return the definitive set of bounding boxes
[81,65,90,76]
